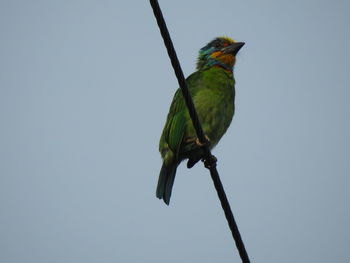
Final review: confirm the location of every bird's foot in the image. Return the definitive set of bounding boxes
[202,154,217,169]
[195,135,211,147]
[184,135,210,147]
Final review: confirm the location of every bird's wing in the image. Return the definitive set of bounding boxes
[160,71,202,159]
[164,89,187,157]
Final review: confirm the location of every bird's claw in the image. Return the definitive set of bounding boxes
[202,155,217,169]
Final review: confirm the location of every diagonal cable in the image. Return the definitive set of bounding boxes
[149,1,251,262]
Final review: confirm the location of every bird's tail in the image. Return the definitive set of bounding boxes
[156,162,178,205]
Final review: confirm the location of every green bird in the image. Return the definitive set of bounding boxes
[156,37,244,205]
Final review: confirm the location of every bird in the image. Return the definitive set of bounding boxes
[156,36,244,205]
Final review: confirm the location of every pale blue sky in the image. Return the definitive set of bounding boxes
[1,0,350,262]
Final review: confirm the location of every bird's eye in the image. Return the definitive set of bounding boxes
[214,42,221,48]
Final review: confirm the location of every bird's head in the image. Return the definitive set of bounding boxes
[196,37,245,72]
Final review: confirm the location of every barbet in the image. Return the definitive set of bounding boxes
[157,37,244,205]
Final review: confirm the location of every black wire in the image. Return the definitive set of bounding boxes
[149,1,251,263]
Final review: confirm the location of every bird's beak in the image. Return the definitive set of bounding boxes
[223,42,245,55]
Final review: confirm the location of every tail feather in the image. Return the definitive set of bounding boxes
[156,163,177,205]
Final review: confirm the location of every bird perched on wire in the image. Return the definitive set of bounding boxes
[157,37,244,205]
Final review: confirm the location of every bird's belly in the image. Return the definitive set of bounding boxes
[194,94,234,147]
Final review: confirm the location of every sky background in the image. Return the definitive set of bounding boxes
[1,0,350,262]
